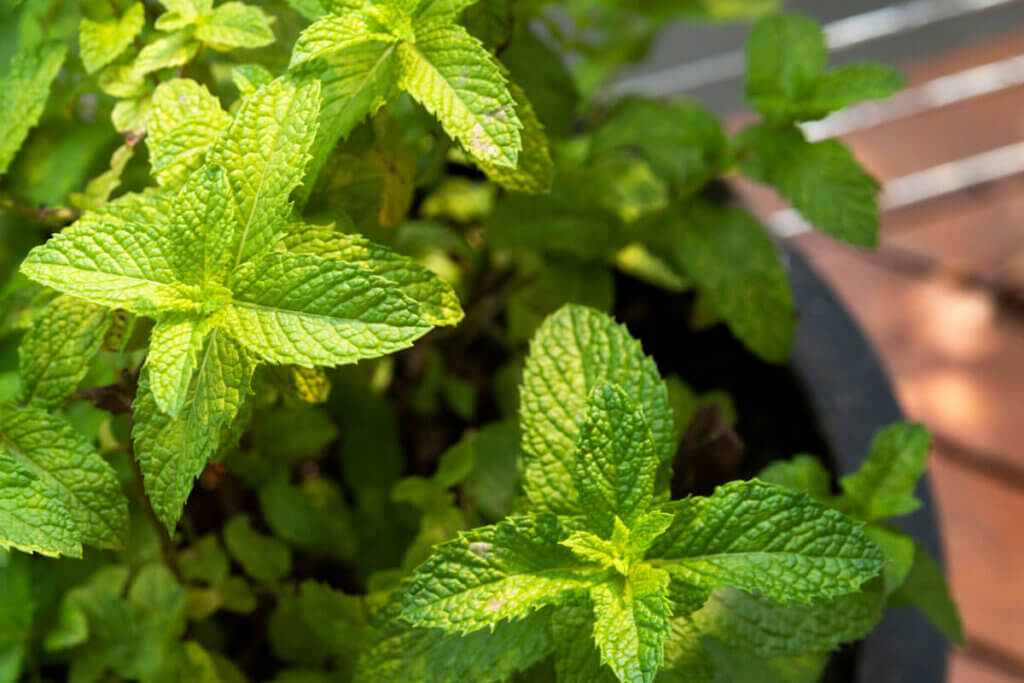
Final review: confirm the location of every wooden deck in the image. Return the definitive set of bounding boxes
[737,28,1024,683]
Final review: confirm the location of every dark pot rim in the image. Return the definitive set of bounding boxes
[784,244,948,683]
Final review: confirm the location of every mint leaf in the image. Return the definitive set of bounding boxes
[132,330,255,531]
[71,144,135,211]
[0,404,129,557]
[149,78,230,188]
[693,584,883,656]
[196,2,275,49]
[703,638,827,683]
[20,193,192,317]
[219,251,434,366]
[808,64,905,118]
[397,21,521,167]
[17,295,112,409]
[293,42,401,204]
[590,565,671,683]
[745,13,903,122]
[146,314,206,417]
[475,81,553,193]
[284,224,463,327]
[757,454,830,500]
[133,30,200,80]
[744,13,826,121]
[357,588,554,683]
[224,515,292,584]
[573,383,660,536]
[80,3,146,73]
[161,0,213,21]
[290,12,395,66]
[738,123,880,247]
[550,597,618,683]
[207,76,322,268]
[656,201,795,363]
[839,421,930,522]
[888,543,964,645]
[0,41,66,176]
[863,525,915,594]
[520,304,674,514]
[649,481,884,603]
[402,514,598,632]
[0,553,33,681]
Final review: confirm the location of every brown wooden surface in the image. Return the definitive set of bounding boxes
[732,25,1024,683]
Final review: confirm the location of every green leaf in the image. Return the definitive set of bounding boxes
[756,454,830,500]
[0,404,129,557]
[863,525,915,594]
[573,383,660,536]
[290,11,395,66]
[165,165,239,286]
[132,329,255,531]
[656,200,794,363]
[590,99,726,193]
[224,514,292,584]
[397,21,521,167]
[207,76,322,268]
[744,13,825,120]
[476,81,553,193]
[648,480,884,603]
[550,597,618,683]
[590,565,671,683]
[161,0,213,21]
[658,617,714,683]
[0,552,34,682]
[357,588,554,683]
[19,193,194,317]
[693,584,884,656]
[500,30,579,139]
[284,224,463,327]
[148,78,230,188]
[520,305,674,515]
[218,250,435,366]
[0,41,66,176]
[506,257,613,345]
[457,419,522,521]
[839,422,930,522]
[79,3,145,73]
[888,543,963,645]
[17,295,112,409]
[145,314,206,417]
[806,64,905,119]
[197,2,276,49]
[738,123,881,247]
[402,514,598,633]
[703,638,827,683]
[232,63,274,95]
[259,475,356,561]
[133,30,200,80]
[292,41,400,204]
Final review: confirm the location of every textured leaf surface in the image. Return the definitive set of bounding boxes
[703,639,827,683]
[290,11,394,66]
[573,383,659,536]
[840,421,930,522]
[590,566,671,683]
[17,295,112,409]
[0,41,66,175]
[520,305,674,514]
[133,330,254,531]
[196,2,276,49]
[403,514,598,633]
[284,224,463,326]
[807,64,905,118]
[648,481,884,603]
[0,405,128,557]
[693,584,883,656]
[476,81,553,193]
[80,3,145,73]
[357,589,553,683]
[19,194,192,317]
[133,30,199,79]
[148,78,230,188]
[207,76,321,266]
[292,41,400,203]
[659,201,794,363]
[146,314,206,417]
[739,124,880,247]
[398,21,521,167]
[219,251,434,366]
[550,597,618,683]
[166,165,238,284]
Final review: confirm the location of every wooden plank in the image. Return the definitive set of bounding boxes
[930,454,1024,665]
[792,234,1024,467]
[949,651,1024,683]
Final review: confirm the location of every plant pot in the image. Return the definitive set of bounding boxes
[786,244,949,683]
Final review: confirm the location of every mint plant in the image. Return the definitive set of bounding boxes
[0,1,960,681]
